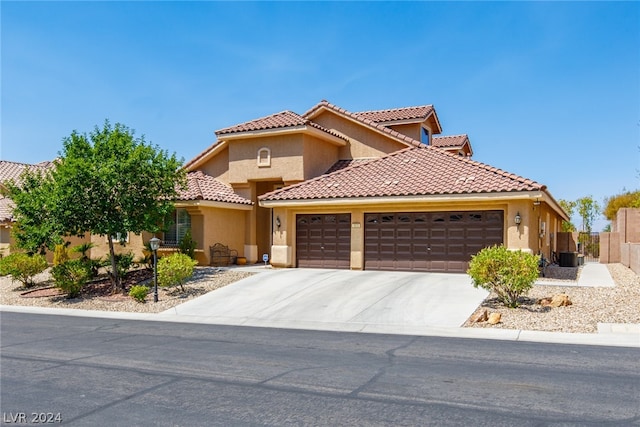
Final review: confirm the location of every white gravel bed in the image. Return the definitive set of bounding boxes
[464,263,640,333]
[0,267,254,314]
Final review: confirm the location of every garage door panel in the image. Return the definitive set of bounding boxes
[297,214,351,269]
[365,211,504,273]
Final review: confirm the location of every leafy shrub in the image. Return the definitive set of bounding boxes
[157,253,197,292]
[108,252,135,281]
[0,253,48,288]
[129,285,149,303]
[53,244,70,266]
[51,259,91,298]
[71,243,101,278]
[178,229,197,260]
[467,245,540,308]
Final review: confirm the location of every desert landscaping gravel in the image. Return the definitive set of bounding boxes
[464,263,640,333]
[1,264,639,333]
[0,268,254,314]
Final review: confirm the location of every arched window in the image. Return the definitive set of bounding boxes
[257,147,271,167]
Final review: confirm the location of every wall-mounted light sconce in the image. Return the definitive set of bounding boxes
[515,212,522,229]
[275,216,281,229]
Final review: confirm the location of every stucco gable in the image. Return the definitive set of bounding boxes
[302,100,424,149]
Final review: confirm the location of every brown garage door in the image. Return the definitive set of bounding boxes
[296,214,351,269]
[365,211,503,273]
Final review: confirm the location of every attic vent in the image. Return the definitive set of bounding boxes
[326,182,339,188]
[384,180,399,185]
[402,158,417,163]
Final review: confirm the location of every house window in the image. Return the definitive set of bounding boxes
[164,208,191,246]
[420,127,430,145]
[257,147,271,167]
[106,232,129,243]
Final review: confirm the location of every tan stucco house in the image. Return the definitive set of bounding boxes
[159,100,567,273]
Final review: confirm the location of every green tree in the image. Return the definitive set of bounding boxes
[576,195,601,233]
[52,121,185,292]
[3,168,63,255]
[9,121,185,292]
[603,190,640,220]
[558,199,577,232]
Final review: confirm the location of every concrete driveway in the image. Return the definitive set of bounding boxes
[159,268,489,333]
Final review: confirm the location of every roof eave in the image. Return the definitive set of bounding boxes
[214,125,347,146]
[260,190,548,208]
[184,140,229,172]
[175,200,254,210]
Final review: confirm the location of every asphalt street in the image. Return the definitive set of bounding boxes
[2,312,639,426]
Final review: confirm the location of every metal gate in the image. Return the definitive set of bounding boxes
[578,232,599,262]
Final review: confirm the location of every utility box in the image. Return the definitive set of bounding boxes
[559,252,578,268]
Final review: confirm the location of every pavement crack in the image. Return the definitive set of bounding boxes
[348,336,419,397]
[62,377,181,425]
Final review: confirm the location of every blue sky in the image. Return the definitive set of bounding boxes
[2,1,639,229]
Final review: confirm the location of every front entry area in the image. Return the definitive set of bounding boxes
[364,211,504,273]
[296,214,351,268]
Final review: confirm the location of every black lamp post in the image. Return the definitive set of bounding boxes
[149,237,160,303]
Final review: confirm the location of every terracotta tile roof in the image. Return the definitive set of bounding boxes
[0,160,51,184]
[0,196,15,222]
[215,110,349,142]
[353,105,435,123]
[216,111,306,135]
[303,100,423,148]
[178,171,253,205]
[431,134,469,148]
[260,145,544,202]
[324,159,374,174]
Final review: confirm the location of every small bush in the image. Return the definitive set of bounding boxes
[53,244,70,266]
[178,229,197,260]
[467,245,540,308]
[51,259,91,298]
[157,253,197,292]
[107,252,135,280]
[0,253,48,288]
[129,285,149,303]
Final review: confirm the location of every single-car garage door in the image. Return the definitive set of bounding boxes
[296,214,351,269]
[365,211,503,273]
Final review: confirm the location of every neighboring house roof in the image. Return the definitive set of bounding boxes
[178,171,253,205]
[0,160,46,183]
[260,145,544,202]
[0,196,15,223]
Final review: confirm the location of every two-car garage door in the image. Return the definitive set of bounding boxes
[364,211,504,273]
[296,211,503,273]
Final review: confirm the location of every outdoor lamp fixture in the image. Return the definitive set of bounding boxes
[514,212,522,229]
[149,237,160,303]
[275,216,281,229]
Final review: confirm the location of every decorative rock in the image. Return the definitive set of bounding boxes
[550,294,572,307]
[538,297,553,307]
[471,309,489,323]
[488,312,502,324]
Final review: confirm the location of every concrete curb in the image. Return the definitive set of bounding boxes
[2,305,638,349]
